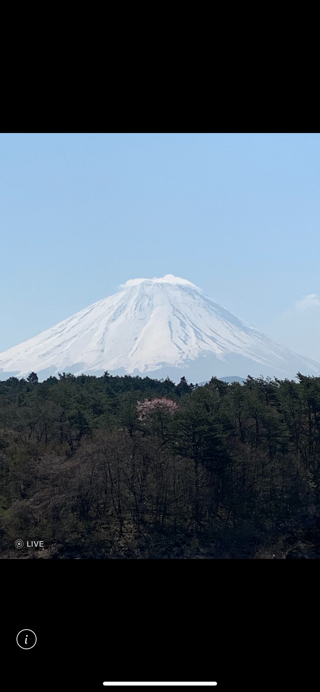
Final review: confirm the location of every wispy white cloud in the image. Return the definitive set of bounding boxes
[294,294,320,312]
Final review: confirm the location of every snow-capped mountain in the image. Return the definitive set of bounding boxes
[1,274,320,382]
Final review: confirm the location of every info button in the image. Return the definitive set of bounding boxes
[16,629,37,650]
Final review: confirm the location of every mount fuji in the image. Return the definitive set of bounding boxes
[1,274,320,382]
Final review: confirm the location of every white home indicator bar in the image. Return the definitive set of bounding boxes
[103,684,217,687]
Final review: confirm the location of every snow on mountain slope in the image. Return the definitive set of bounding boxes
[1,274,320,381]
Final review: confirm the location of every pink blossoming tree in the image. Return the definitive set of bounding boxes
[136,397,179,421]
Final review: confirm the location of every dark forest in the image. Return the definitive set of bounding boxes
[1,370,320,559]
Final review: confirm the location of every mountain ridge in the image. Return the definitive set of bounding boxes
[1,274,320,382]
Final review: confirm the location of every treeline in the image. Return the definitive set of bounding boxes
[1,370,320,558]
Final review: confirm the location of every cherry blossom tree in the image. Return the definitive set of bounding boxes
[137,397,179,420]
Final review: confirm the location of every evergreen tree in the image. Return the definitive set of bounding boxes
[27,372,38,383]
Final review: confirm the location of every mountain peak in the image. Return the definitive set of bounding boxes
[1,275,320,382]
[120,274,200,289]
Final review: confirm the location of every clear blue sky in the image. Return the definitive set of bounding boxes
[1,132,320,361]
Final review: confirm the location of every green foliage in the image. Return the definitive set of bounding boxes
[27,372,38,383]
[1,371,320,558]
